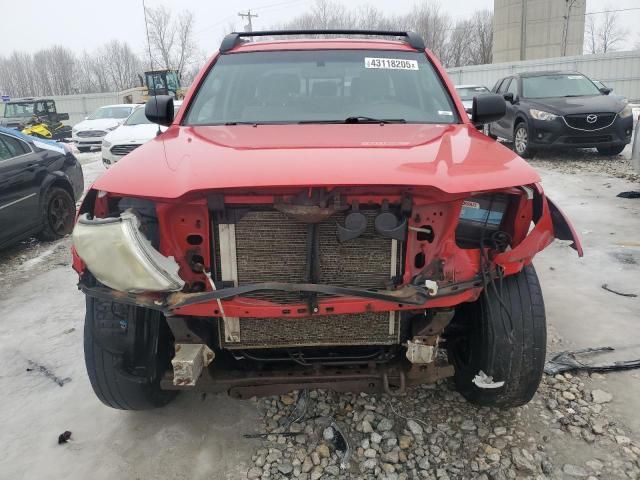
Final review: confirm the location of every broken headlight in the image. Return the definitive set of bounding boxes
[72,209,184,293]
[455,194,508,248]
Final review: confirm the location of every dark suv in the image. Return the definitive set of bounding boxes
[488,71,633,158]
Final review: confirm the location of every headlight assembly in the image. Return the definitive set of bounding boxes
[619,104,633,118]
[530,109,558,121]
[102,140,111,149]
[72,210,184,293]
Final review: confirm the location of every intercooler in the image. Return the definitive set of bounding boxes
[213,207,402,349]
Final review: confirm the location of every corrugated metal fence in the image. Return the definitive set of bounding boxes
[50,88,145,125]
[447,50,640,101]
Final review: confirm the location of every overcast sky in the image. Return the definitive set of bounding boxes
[0,0,638,58]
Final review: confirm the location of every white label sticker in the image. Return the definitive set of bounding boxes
[364,57,419,70]
[462,200,481,209]
[567,75,583,79]
[438,110,453,116]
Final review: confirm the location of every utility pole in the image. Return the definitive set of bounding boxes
[520,0,527,60]
[238,9,258,32]
[561,0,577,56]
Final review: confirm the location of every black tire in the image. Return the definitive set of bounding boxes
[38,187,75,241]
[84,296,177,410]
[513,121,537,159]
[448,265,546,408]
[78,146,92,152]
[597,144,626,156]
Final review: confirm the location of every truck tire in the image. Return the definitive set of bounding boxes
[448,265,546,408]
[596,144,626,156]
[84,296,177,410]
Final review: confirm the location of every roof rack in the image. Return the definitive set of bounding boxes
[219,30,425,53]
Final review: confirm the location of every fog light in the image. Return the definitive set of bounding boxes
[72,210,184,293]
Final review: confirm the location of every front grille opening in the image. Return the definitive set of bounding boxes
[214,206,402,304]
[220,312,400,349]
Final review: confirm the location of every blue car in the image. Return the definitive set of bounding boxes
[0,126,83,249]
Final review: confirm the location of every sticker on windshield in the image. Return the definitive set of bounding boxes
[567,75,583,79]
[364,57,419,70]
[438,110,453,116]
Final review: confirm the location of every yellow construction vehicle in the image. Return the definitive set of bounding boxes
[142,69,186,101]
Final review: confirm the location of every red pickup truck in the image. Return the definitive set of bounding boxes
[71,30,582,410]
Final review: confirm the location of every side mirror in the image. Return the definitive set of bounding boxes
[600,87,612,95]
[503,92,515,103]
[472,94,506,125]
[145,95,174,127]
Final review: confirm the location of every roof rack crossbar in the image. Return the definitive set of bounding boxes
[219,30,425,53]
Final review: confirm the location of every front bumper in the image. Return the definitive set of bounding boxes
[101,146,119,168]
[528,115,633,149]
[73,134,106,147]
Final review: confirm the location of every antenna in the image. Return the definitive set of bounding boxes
[142,0,162,137]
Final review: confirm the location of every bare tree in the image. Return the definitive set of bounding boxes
[584,15,598,54]
[468,10,493,65]
[0,52,38,97]
[145,5,197,80]
[99,40,141,91]
[441,19,471,67]
[404,2,451,61]
[584,10,628,54]
[598,11,626,53]
[174,11,196,79]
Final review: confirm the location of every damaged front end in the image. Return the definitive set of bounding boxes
[73,183,581,396]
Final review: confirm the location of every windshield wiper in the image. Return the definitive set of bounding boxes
[298,116,406,124]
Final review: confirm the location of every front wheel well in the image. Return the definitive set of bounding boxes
[45,177,75,204]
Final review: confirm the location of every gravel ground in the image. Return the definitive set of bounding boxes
[244,364,640,480]
[528,145,639,184]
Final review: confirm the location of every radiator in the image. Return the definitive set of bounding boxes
[213,207,402,349]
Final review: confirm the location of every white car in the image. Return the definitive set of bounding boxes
[72,104,137,152]
[454,85,491,112]
[101,101,182,168]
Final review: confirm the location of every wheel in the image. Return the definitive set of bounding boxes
[84,296,177,410]
[447,265,546,408]
[486,124,498,140]
[38,187,75,241]
[597,145,626,156]
[513,122,537,158]
[78,146,92,152]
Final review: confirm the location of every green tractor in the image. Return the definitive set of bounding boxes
[143,69,186,101]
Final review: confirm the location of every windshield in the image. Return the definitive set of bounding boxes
[125,107,151,125]
[522,74,601,99]
[184,50,459,125]
[125,102,182,126]
[89,106,133,120]
[455,86,489,100]
[4,102,35,118]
